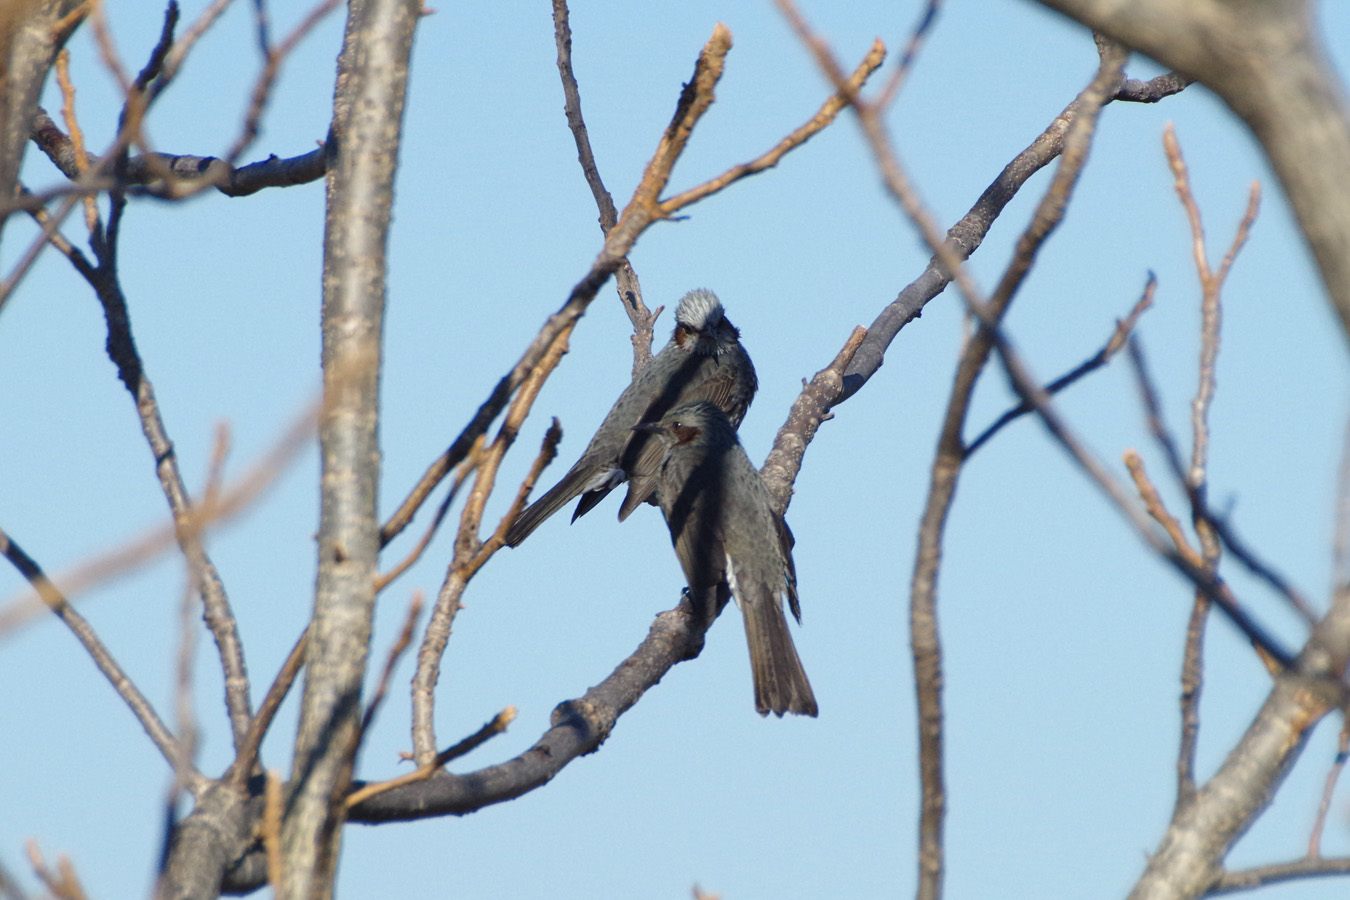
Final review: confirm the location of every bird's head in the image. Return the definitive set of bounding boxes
[633,401,728,447]
[672,288,740,355]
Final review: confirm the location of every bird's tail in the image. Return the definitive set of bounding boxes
[504,464,619,547]
[741,596,818,717]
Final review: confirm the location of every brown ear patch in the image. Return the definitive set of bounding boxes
[672,423,701,445]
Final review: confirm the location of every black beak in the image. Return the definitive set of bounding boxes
[631,422,662,435]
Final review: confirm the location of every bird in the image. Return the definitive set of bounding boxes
[504,289,757,547]
[632,400,817,717]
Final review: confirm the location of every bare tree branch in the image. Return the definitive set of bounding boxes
[91,231,254,750]
[0,0,85,237]
[220,600,714,892]
[1130,336,1316,631]
[657,38,885,214]
[1210,857,1350,895]
[226,625,311,789]
[379,23,879,548]
[1114,70,1191,103]
[279,0,421,894]
[0,397,317,637]
[874,0,940,110]
[758,326,866,513]
[409,315,570,763]
[1030,0,1350,349]
[0,525,185,772]
[220,0,341,166]
[24,842,87,900]
[550,0,655,371]
[775,9,1129,898]
[1309,715,1350,857]
[965,276,1153,456]
[345,707,516,808]
[26,108,329,200]
[349,599,710,823]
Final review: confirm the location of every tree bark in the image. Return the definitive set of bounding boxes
[279,1,420,897]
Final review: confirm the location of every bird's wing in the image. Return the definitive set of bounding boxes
[773,514,801,623]
[617,433,666,521]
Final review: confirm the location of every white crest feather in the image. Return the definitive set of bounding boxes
[674,289,724,331]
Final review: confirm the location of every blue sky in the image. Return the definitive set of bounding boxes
[3,1,1350,898]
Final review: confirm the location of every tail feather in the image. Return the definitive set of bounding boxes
[507,461,628,545]
[570,484,615,522]
[505,465,591,547]
[742,595,818,717]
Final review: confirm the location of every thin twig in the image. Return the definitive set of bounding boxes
[0,526,185,773]
[345,707,516,808]
[222,0,341,166]
[1127,449,1209,808]
[1125,453,1203,568]
[375,444,480,592]
[0,397,316,636]
[132,2,180,91]
[965,276,1154,456]
[875,0,941,110]
[49,1,94,44]
[18,183,95,277]
[358,592,424,739]
[252,0,272,57]
[658,39,885,215]
[499,419,564,536]
[155,0,233,95]
[550,0,654,370]
[165,426,229,794]
[88,1,132,95]
[1129,442,1217,783]
[551,0,617,230]
[52,50,100,235]
[1129,335,1316,627]
[410,324,570,763]
[24,843,87,900]
[1309,715,1350,856]
[1126,341,1297,666]
[1165,122,1229,810]
[1210,858,1350,894]
[1175,587,1209,809]
[226,625,310,788]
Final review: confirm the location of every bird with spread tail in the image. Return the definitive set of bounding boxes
[505,289,757,547]
[633,400,817,717]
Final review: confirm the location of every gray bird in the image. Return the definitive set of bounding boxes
[633,401,817,717]
[505,289,757,547]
